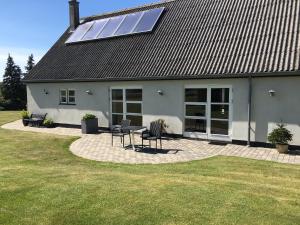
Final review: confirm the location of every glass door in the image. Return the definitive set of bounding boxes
[111,88,143,126]
[184,88,208,139]
[209,88,231,141]
[184,86,232,141]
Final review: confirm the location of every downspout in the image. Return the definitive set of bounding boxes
[247,74,252,146]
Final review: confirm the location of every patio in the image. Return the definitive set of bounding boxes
[2,120,300,165]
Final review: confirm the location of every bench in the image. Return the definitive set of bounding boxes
[24,113,47,127]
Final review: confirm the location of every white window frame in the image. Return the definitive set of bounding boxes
[183,85,233,141]
[68,89,76,105]
[110,87,143,126]
[59,89,76,105]
[59,89,68,104]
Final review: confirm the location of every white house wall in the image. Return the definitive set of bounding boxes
[26,77,300,145]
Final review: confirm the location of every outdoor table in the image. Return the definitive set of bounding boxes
[124,126,147,151]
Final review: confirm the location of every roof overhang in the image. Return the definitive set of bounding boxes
[23,71,300,83]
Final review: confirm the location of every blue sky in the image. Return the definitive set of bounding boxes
[0,0,160,80]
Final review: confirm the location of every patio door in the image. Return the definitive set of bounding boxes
[184,86,232,141]
[110,88,143,126]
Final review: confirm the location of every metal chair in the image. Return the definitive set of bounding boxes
[111,119,131,147]
[141,121,162,151]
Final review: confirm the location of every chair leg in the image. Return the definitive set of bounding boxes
[112,135,113,146]
[123,135,125,148]
[156,139,158,152]
[129,134,132,145]
[160,138,162,149]
[142,138,144,149]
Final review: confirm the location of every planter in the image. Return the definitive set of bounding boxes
[22,119,29,126]
[81,118,98,134]
[276,144,289,154]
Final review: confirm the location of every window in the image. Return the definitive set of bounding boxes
[184,88,207,133]
[184,87,231,139]
[111,88,143,126]
[60,89,76,105]
[60,90,67,104]
[68,90,76,104]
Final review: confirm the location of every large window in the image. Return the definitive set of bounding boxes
[184,87,231,139]
[111,88,143,126]
[60,89,76,105]
[210,88,230,135]
[184,88,207,133]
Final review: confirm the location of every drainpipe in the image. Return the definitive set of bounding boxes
[247,74,252,147]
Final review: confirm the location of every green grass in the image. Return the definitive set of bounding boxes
[0,111,299,225]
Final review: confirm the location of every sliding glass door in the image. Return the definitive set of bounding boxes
[111,88,143,126]
[184,86,232,141]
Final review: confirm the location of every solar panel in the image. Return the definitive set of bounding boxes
[65,7,165,44]
[98,15,125,38]
[66,21,94,43]
[82,19,109,41]
[114,12,143,36]
[133,8,164,33]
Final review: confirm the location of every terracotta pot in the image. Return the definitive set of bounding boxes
[276,144,289,154]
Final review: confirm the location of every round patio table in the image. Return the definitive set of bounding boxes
[124,126,147,151]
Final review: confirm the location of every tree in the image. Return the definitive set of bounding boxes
[25,54,35,74]
[1,54,26,109]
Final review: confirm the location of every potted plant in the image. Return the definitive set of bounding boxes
[81,114,98,134]
[21,110,30,126]
[268,124,293,153]
[43,118,55,128]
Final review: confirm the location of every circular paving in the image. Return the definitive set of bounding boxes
[70,133,222,164]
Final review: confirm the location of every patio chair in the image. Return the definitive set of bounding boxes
[111,119,131,148]
[141,121,162,151]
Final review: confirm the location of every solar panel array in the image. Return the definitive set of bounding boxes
[66,7,164,44]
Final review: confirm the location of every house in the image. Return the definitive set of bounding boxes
[24,0,300,148]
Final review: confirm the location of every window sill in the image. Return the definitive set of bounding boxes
[59,103,76,106]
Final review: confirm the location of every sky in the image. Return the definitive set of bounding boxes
[0,0,160,80]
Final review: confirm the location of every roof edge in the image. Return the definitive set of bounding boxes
[23,71,300,83]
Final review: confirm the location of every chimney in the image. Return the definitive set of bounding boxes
[69,0,80,32]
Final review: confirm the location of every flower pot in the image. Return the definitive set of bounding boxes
[276,144,289,154]
[81,118,98,134]
[22,119,29,126]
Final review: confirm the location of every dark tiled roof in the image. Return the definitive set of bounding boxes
[25,0,300,82]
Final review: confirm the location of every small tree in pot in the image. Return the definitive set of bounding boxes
[81,114,98,134]
[21,110,30,126]
[268,124,293,154]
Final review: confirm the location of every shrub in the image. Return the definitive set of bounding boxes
[0,99,26,110]
[82,114,97,121]
[43,119,54,128]
[268,124,293,145]
[21,110,30,119]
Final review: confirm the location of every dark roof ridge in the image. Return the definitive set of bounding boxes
[81,0,175,22]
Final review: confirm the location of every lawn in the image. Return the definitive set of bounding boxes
[0,111,299,225]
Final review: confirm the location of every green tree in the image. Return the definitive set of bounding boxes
[1,54,26,109]
[25,54,35,74]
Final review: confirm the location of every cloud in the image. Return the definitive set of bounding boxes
[0,47,46,80]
